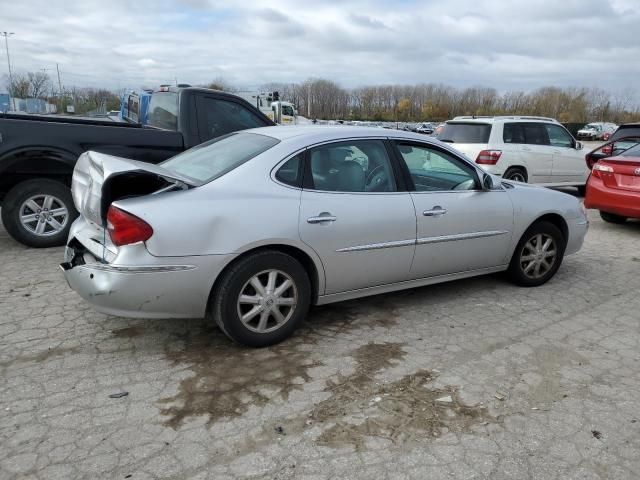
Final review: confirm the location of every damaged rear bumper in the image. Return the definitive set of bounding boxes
[60,242,235,319]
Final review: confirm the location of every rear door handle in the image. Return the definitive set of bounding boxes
[307,214,337,224]
[423,206,447,217]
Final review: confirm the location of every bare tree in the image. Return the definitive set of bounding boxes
[27,71,52,99]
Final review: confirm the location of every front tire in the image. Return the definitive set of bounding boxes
[600,211,627,224]
[508,221,566,287]
[1,179,78,248]
[211,250,311,347]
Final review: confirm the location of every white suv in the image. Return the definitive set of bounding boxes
[437,116,589,192]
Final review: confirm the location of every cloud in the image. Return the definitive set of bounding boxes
[1,0,638,93]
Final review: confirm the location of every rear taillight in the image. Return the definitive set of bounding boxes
[602,145,613,155]
[475,150,502,165]
[591,163,613,179]
[106,206,153,246]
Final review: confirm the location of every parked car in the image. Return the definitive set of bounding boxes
[61,126,588,347]
[576,122,617,141]
[437,116,588,192]
[584,123,640,169]
[584,143,640,224]
[0,86,275,247]
[416,123,434,134]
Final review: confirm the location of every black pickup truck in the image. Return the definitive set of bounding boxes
[0,86,275,247]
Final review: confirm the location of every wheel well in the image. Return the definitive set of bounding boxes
[0,157,74,201]
[208,244,322,311]
[504,166,528,181]
[532,213,569,243]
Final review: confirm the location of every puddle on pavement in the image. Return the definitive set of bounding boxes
[156,327,321,429]
[309,342,496,450]
[111,326,146,338]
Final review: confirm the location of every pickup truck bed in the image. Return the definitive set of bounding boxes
[0,86,273,247]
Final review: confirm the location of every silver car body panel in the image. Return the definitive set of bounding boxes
[62,126,588,319]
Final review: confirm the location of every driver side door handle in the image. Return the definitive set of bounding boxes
[307,215,337,224]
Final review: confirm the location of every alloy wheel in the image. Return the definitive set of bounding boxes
[19,195,69,237]
[506,171,526,182]
[237,269,298,333]
[519,233,557,280]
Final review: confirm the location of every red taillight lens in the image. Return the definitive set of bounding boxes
[591,163,613,179]
[602,145,613,155]
[106,206,153,246]
[475,150,502,165]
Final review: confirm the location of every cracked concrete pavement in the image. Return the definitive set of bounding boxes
[1,205,639,479]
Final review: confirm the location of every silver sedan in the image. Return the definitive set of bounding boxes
[61,127,589,347]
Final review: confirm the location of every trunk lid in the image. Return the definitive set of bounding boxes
[72,151,195,226]
[598,156,640,191]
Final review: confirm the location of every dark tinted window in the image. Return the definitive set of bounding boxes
[545,124,574,148]
[161,132,279,183]
[503,123,525,144]
[308,140,396,192]
[198,97,266,141]
[610,126,640,142]
[523,123,550,146]
[275,153,304,187]
[148,92,178,130]
[438,123,491,143]
[620,143,640,157]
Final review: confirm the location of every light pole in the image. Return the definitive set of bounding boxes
[1,32,14,94]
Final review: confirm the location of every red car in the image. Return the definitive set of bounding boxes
[584,143,640,223]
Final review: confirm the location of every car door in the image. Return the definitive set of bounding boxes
[544,123,588,183]
[392,140,514,279]
[298,139,416,295]
[519,122,553,183]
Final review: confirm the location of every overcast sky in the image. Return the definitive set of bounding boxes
[2,0,639,93]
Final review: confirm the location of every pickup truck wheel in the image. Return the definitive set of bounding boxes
[1,179,78,248]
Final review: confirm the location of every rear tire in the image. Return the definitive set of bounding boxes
[503,167,528,183]
[211,250,311,347]
[1,179,78,248]
[508,221,566,287]
[599,211,627,224]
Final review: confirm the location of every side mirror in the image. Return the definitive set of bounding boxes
[575,141,583,150]
[482,173,495,191]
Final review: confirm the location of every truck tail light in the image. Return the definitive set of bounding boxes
[602,145,613,156]
[107,206,153,246]
[475,150,502,165]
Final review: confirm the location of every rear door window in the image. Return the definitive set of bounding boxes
[523,123,550,146]
[503,123,525,144]
[197,96,267,141]
[438,123,491,143]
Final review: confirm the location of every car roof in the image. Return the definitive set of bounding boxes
[448,116,559,124]
[245,125,442,144]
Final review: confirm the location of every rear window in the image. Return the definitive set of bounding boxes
[620,143,640,157]
[611,126,640,142]
[438,123,491,143]
[161,132,279,184]
[148,92,179,130]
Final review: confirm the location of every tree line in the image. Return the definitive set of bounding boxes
[4,71,639,123]
[247,80,640,124]
[4,72,121,115]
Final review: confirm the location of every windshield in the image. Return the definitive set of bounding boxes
[438,122,491,143]
[161,132,279,183]
[148,92,179,130]
[281,105,295,116]
[584,124,601,131]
